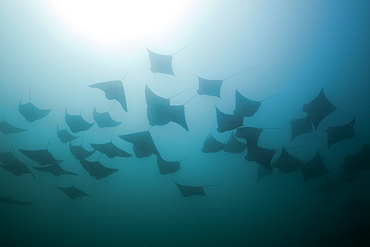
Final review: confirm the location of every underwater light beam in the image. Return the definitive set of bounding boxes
[49,0,194,45]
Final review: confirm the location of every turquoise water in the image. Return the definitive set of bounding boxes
[1,1,370,246]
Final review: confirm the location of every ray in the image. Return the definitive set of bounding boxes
[0,120,27,134]
[233,90,280,117]
[145,85,171,107]
[216,107,244,133]
[197,77,223,98]
[0,138,18,165]
[1,159,35,179]
[146,46,188,76]
[18,101,51,122]
[65,108,94,133]
[57,124,78,143]
[164,105,188,131]
[342,143,370,171]
[302,88,336,130]
[54,178,90,199]
[197,67,257,98]
[89,79,128,112]
[303,89,364,130]
[145,85,189,107]
[33,163,77,177]
[119,131,159,158]
[19,147,61,166]
[326,117,357,148]
[0,150,17,165]
[201,132,225,153]
[69,140,95,160]
[235,127,262,148]
[272,147,303,173]
[157,155,181,175]
[145,85,190,131]
[289,116,313,140]
[147,104,189,131]
[224,132,247,153]
[235,126,284,149]
[90,141,132,158]
[78,158,119,180]
[299,150,329,182]
[171,179,219,197]
[93,107,121,128]
[245,146,276,170]
[0,195,34,205]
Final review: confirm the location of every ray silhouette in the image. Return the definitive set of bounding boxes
[233,90,280,117]
[171,179,219,197]
[245,146,276,170]
[342,143,370,171]
[197,77,223,98]
[19,140,61,166]
[145,86,189,131]
[216,107,244,133]
[90,141,132,158]
[119,131,159,158]
[197,68,256,98]
[0,150,17,165]
[146,46,188,76]
[289,116,313,140]
[0,120,27,134]
[57,124,78,143]
[147,104,189,131]
[224,132,247,153]
[69,139,95,160]
[272,147,303,173]
[54,178,90,199]
[65,108,94,133]
[18,101,51,122]
[18,85,51,122]
[19,148,59,166]
[299,150,329,182]
[326,117,358,148]
[235,126,282,149]
[301,88,362,130]
[145,85,179,108]
[235,127,263,149]
[1,158,35,179]
[0,194,34,205]
[146,48,175,76]
[93,106,121,128]
[33,163,77,177]
[201,132,225,153]
[302,89,337,130]
[0,139,17,165]
[78,158,119,180]
[145,85,171,106]
[89,75,128,112]
[157,155,183,175]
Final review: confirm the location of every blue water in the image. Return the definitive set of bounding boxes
[1,1,370,246]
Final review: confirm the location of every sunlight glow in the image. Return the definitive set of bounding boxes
[49,0,194,45]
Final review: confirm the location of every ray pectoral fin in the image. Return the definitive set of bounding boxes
[146,48,175,76]
[303,89,337,130]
